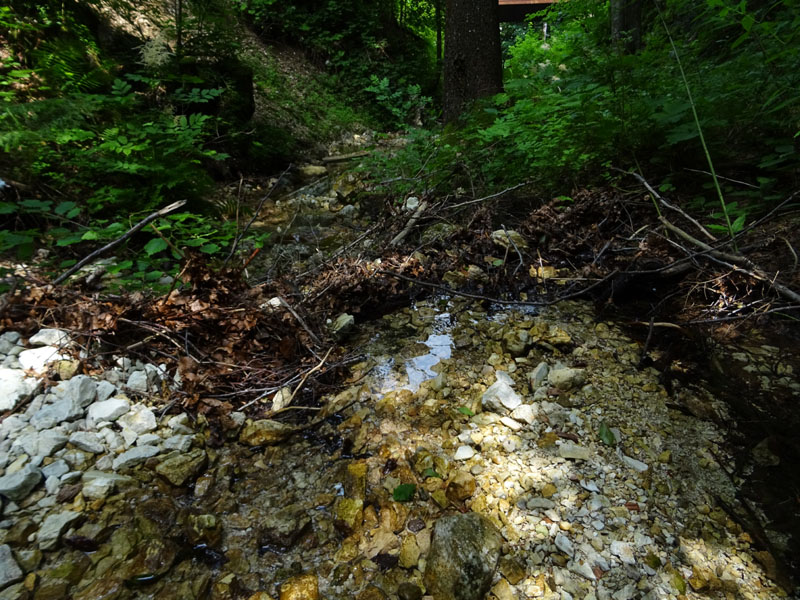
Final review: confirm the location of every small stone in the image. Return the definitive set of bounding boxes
[82,476,115,500]
[37,510,81,550]
[0,368,41,412]
[482,379,522,412]
[0,466,42,502]
[117,404,157,434]
[37,430,68,457]
[163,434,193,452]
[547,366,585,391]
[62,375,97,407]
[621,454,648,472]
[500,416,523,431]
[397,583,423,600]
[0,544,23,588]
[42,459,69,480]
[399,535,421,568]
[95,381,117,403]
[45,475,61,495]
[136,433,161,446]
[454,445,475,461]
[491,229,528,250]
[29,329,70,347]
[541,483,557,498]
[527,497,555,510]
[446,471,477,503]
[329,313,355,340]
[558,442,591,460]
[510,404,537,425]
[30,398,83,430]
[112,445,159,470]
[490,578,516,600]
[167,413,193,433]
[125,370,150,393]
[68,432,104,454]
[155,449,207,486]
[333,497,363,534]
[610,540,636,565]
[18,347,68,373]
[86,397,130,424]
[279,573,318,600]
[555,533,574,556]
[528,362,549,390]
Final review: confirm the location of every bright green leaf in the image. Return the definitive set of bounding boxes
[392,483,416,502]
[144,238,168,256]
[458,406,475,417]
[598,421,616,446]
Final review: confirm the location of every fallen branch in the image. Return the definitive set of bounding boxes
[322,151,370,164]
[53,200,187,285]
[224,165,292,267]
[277,296,323,348]
[659,217,800,304]
[448,182,530,209]
[390,199,429,247]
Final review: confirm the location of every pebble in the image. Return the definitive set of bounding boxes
[112,445,159,470]
[558,441,591,460]
[454,445,475,460]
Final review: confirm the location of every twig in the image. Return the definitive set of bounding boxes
[224,165,292,267]
[149,223,184,259]
[614,168,717,242]
[277,296,323,347]
[53,200,187,285]
[660,218,800,304]
[501,224,525,276]
[390,199,429,247]
[448,182,530,209]
[684,168,759,189]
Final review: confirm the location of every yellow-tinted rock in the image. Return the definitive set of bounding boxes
[334,497,364,534]
[541,483,557,498]
[490,578,516,600]
[279,574,318,600]
[537,432,559,448]
[239,420,296,446]
[248,593,276,600]
[346,461,368,500]
[399,535,421,569]
[446,471,476,503]
[357,586,387,600]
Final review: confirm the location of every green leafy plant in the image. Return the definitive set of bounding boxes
[392,483,417,502]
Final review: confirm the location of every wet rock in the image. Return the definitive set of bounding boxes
[186,514,222,547]
[29,577,69,600]
[446,471,476,503]
[333,497,363,534]
[397,582,423,600]
[82,471,132,500]
[0,466,42,502]
[260,505,311,553]
[398,535,420,569]
[424,513,503,600]
[482,378,522,412]
[112,445,159,470]
[0,368,41,412]
[123,537,178,580]
[155,449,207,487]
[29,329,70,347]
[547,366,585,391]
[86,397,130,424]
[239,420,296,446]
[71,578,124,600]
[357,586,387,600]
[68,432,104,454]
[499,554,527,585]
[0,544,23,588]
[117,404,156,434]
[37,510,81,550]
[279,573,318,600]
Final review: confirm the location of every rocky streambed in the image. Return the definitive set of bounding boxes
[1,294,797,599]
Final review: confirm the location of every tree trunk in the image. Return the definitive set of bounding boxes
[443,0,502,123]
[610,0,642,53]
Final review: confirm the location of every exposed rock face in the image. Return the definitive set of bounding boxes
[424,513,503,600]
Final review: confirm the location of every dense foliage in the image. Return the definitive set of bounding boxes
[371,0,799,236]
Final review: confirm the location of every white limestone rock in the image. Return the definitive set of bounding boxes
[18,347,68,373]
[0,367,42,412]
[68,431,105,454]
[482,379,522,412]
[117,404,156,434]
[29,329,70,347]
[87,397,130,424]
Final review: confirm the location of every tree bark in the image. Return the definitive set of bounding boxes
[610,0,642,53]
[443,0,502,123]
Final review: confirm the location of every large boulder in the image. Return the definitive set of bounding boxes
[424,513,503,600]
